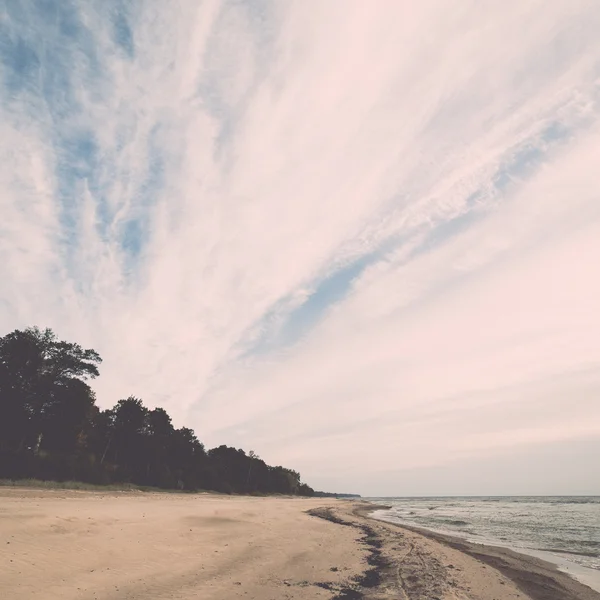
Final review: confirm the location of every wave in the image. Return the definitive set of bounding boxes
[438,519,470,527]
[544,548,600,559]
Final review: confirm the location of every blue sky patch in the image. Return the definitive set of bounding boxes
[237,251,384,358]
[112,4,135,58]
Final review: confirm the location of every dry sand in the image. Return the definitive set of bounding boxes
[0,488,364,600]
[1,488,598,600]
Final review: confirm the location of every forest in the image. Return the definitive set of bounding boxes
[0,326,315,496]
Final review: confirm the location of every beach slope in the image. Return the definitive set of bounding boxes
[1,488,598,600]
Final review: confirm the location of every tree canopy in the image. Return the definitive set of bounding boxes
[0,327,314,496]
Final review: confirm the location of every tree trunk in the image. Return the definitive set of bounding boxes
[100,437,111,464]
[33,432,43,455]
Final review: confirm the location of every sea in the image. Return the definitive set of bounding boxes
[367,496,600,592]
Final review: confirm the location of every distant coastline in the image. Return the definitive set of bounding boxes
[313,491,361,498]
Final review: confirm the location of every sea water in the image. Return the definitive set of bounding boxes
[368,496,600,592]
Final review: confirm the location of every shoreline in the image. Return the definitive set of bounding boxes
[345,501,600,600]
[363,503,600,596]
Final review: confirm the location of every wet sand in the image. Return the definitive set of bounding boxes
[350,502,600,600]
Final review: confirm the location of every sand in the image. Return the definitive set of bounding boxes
[1,488,598,600]
[0,488,365,600]
[347,503,600,600]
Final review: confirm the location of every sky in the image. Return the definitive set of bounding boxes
[1,0,600,497]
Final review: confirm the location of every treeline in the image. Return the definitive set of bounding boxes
[313,492,361,498]
[0,327,315,496]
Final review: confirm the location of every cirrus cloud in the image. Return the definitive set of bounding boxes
[1,0,600,495]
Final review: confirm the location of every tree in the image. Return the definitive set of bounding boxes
[109,397,148,480]
[143,408,175,485]
[268,466,301,495]
[38,379,97,455]
[297,483,315,497]
[168,427,206,490]
[0,326,316,496]
[0,327,101,453]
[208,446,252,493]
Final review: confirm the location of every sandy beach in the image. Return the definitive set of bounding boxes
[1,488,598,600]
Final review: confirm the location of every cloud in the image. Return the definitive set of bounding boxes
[1,0,600,494]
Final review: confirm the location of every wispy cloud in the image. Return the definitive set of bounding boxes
[2,0,600,494]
